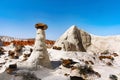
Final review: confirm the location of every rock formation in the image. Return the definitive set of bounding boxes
[27,23,51,68]
[53,25,91,52]
[17,23,51,69]
[87,35,120,53]
[54,25,120,53]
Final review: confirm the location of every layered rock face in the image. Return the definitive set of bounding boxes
[53,25,91,51]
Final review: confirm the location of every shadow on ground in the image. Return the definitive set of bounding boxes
[51,61,61,69]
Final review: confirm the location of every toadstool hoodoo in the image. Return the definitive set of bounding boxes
[17,23,52,69]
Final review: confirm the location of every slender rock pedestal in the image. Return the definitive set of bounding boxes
[17,23,52,69]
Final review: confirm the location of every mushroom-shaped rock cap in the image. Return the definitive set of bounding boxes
[35,23,48,30]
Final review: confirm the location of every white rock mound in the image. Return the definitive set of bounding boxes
[54,25,120,54]
[53,25,91,51]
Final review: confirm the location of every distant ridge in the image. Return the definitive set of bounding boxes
[0,36,20,42]
[0,36,55,48]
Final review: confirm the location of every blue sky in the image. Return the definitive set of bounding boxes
[0,0,120,40]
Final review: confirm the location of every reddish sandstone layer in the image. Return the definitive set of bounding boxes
[3,39,55,48]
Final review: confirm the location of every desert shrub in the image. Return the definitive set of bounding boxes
[79,65,94,75]
[109,74,118,80]
[79,65,101,77]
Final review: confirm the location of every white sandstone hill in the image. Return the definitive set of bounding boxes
[53,25,91,52]
[54,25,120,53]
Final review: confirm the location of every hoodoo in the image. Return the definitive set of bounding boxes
[18,23,51,69]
